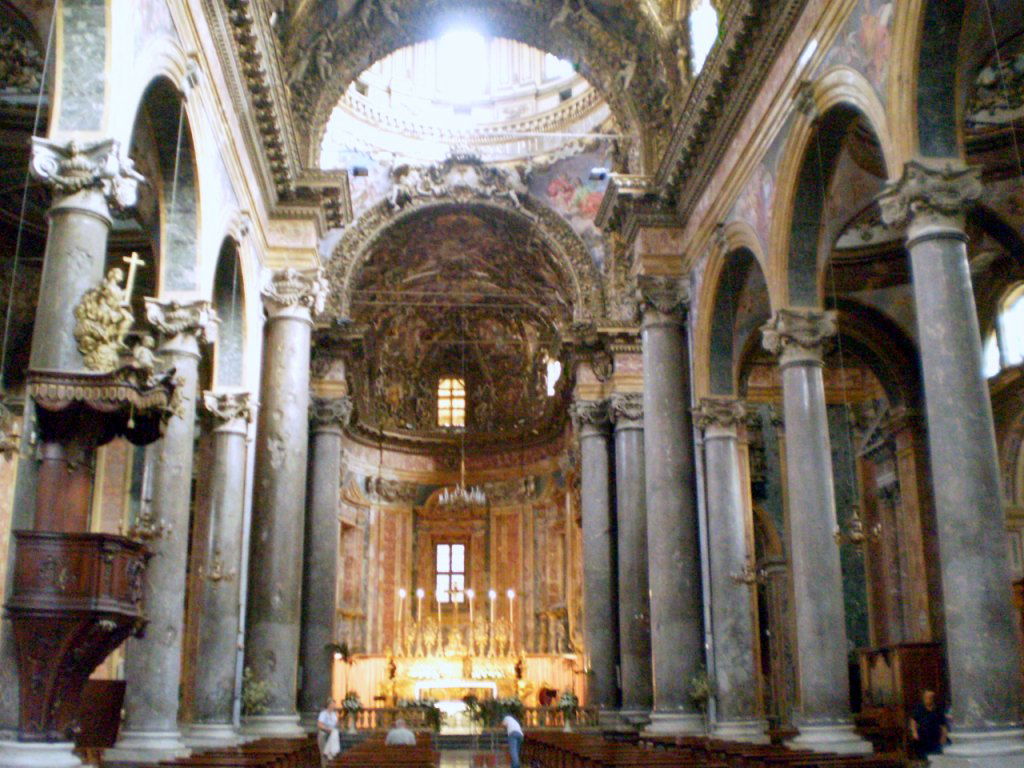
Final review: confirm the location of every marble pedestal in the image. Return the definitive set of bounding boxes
[646,713,705,735]
[0,741,81,768]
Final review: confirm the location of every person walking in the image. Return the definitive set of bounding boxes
[501,714,524,768]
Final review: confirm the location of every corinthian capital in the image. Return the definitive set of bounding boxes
[262,267,327,320]
[571,399,609,434]
[145,298,218,346]
[609,392,644,428]
[877,159,982,234]
[203,390,255,427]
[637,275,689,322]
[31,137,145,210]
[694,397,746,434]
[761,308,836,365]
[309,395,353,431]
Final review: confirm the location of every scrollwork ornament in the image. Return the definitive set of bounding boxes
[877,159,983,233]
[761,308,837,364]
[636,274,689,321]
[694,397,746,433]
[263,267,328,317]
[609,392,644,427]
[203,390,255,427]
[309,395,354,430]
[144,299,218,346]
[30,137,144,210]
[570,399,609,433]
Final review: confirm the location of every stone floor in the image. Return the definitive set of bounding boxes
[439,749,509,768]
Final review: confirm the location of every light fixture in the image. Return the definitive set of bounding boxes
[588,167,609,181]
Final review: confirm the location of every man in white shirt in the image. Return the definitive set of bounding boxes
[501,715,524,768]
[317,699,339,766]
[384,718,417,746]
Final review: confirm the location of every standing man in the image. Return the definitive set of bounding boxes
[501,714,524,768]
[909,689,949,762]
[317,699,339,767]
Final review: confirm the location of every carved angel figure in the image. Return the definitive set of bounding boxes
[73,268,135,372]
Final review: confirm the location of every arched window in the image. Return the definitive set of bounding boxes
[437,377,466,427]
[984,284,1024,378]
[690,0,719,76]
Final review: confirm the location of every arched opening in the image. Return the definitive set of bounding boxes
[211,238,246,389]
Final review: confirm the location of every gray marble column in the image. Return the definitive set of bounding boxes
[571,400,619,715]
[110,300,217,762]
[298,396,352,725]
[609,392,653,720]
[880,161,1024,768]
[188,392,255,746]
[244,269,325,736]
[638,276,704,734]
[761,309,870,754]
[695,398,767,743]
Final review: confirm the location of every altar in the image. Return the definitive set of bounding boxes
[413,679,497,700]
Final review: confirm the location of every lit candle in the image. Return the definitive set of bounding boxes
[488,588,497,624]
[436,590,442,625]
[398,588,407,650]
[507,588,515,633]
[416,588,424,624]
[466,588,475,629]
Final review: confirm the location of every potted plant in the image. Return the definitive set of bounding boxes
[241,666,270,717]
[557,690,579,732]
[341,691,361,733]
[688,667,712,735]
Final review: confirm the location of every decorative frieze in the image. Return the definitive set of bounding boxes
[609,392,644,428]
[877,159,983,233]
[309,395,353,431]
[144,299,218,346]
[761,308,836,365]
[30,138,144,210]
[364,476,419,505]
[262,267,328,318]
[694,397,747,434]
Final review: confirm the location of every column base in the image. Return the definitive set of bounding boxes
[617,709,652,729]
[712,719,769,743]
[240,715,305,737]
[183,724,241,748]
[104,730,191,763]
[786,723,872,755]
[930,728,1024,768]
[0,741,81,768]
[644,712,705,735]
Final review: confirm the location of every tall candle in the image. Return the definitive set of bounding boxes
[416,588,424,624]
[488,589,496,624]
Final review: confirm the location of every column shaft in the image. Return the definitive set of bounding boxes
[611,394,652,717]
[639,284,704,732]
[190,393,253,743]
[573,401,619,713]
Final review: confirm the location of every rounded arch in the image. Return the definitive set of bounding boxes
[327,194,604,324]
[768,71,897,309]
[289,1,677,172]
[127,75,201,296]
[693,220,773,399]
[210,237,247,388]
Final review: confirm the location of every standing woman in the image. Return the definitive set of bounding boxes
[501,714,524,768]
[317,699,339,767]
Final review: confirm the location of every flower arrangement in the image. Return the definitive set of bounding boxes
[557,690,579,714]
[241,666,270,716]
[467,696,525,727]
[397,698,445,732]
[341,691,362,713]
[688,667,712,713]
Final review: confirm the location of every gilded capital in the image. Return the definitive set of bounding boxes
[31,137,144,210]
[571,399,610,433]
[609,392,644,427]
[637,275,689,322]
[309,395,353,430]
[203,390,255,427]
[694,397,746,433]
[144,298,218,346]
[761,308,836,364]
[877,159,982,234]
[262,267,327,320]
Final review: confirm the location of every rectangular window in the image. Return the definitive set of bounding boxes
[437,377,466,428]
[435,542,466,603]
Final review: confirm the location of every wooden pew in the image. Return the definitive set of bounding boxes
[326,732,438,768]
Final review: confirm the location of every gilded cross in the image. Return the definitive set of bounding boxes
[121,251,146,305]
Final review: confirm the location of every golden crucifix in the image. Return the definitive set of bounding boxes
[121,251,146,306]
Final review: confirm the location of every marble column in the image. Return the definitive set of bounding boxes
[695,398,767,743]
[187,391,255,746]
[0,139,144,768]
[298,396,352,725]
[879,160,1024,768]
[571,400,619,715]
[110,300,217,762]
[761,309,870,754]
[637,276,704,734]
[609,392,653,721]
[244,268,325,736]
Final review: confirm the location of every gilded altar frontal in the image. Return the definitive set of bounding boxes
[0,1,1023,767]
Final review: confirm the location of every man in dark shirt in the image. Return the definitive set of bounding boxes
[909,689,948,760]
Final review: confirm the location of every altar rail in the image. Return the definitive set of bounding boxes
[346,706,600,731]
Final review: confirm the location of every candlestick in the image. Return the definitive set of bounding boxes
[488,588,496,624]
[416,588,424,624]
[398,588,407,653]
[436,590,442,626]
[506,589,515,646]
[466,588,475,627]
